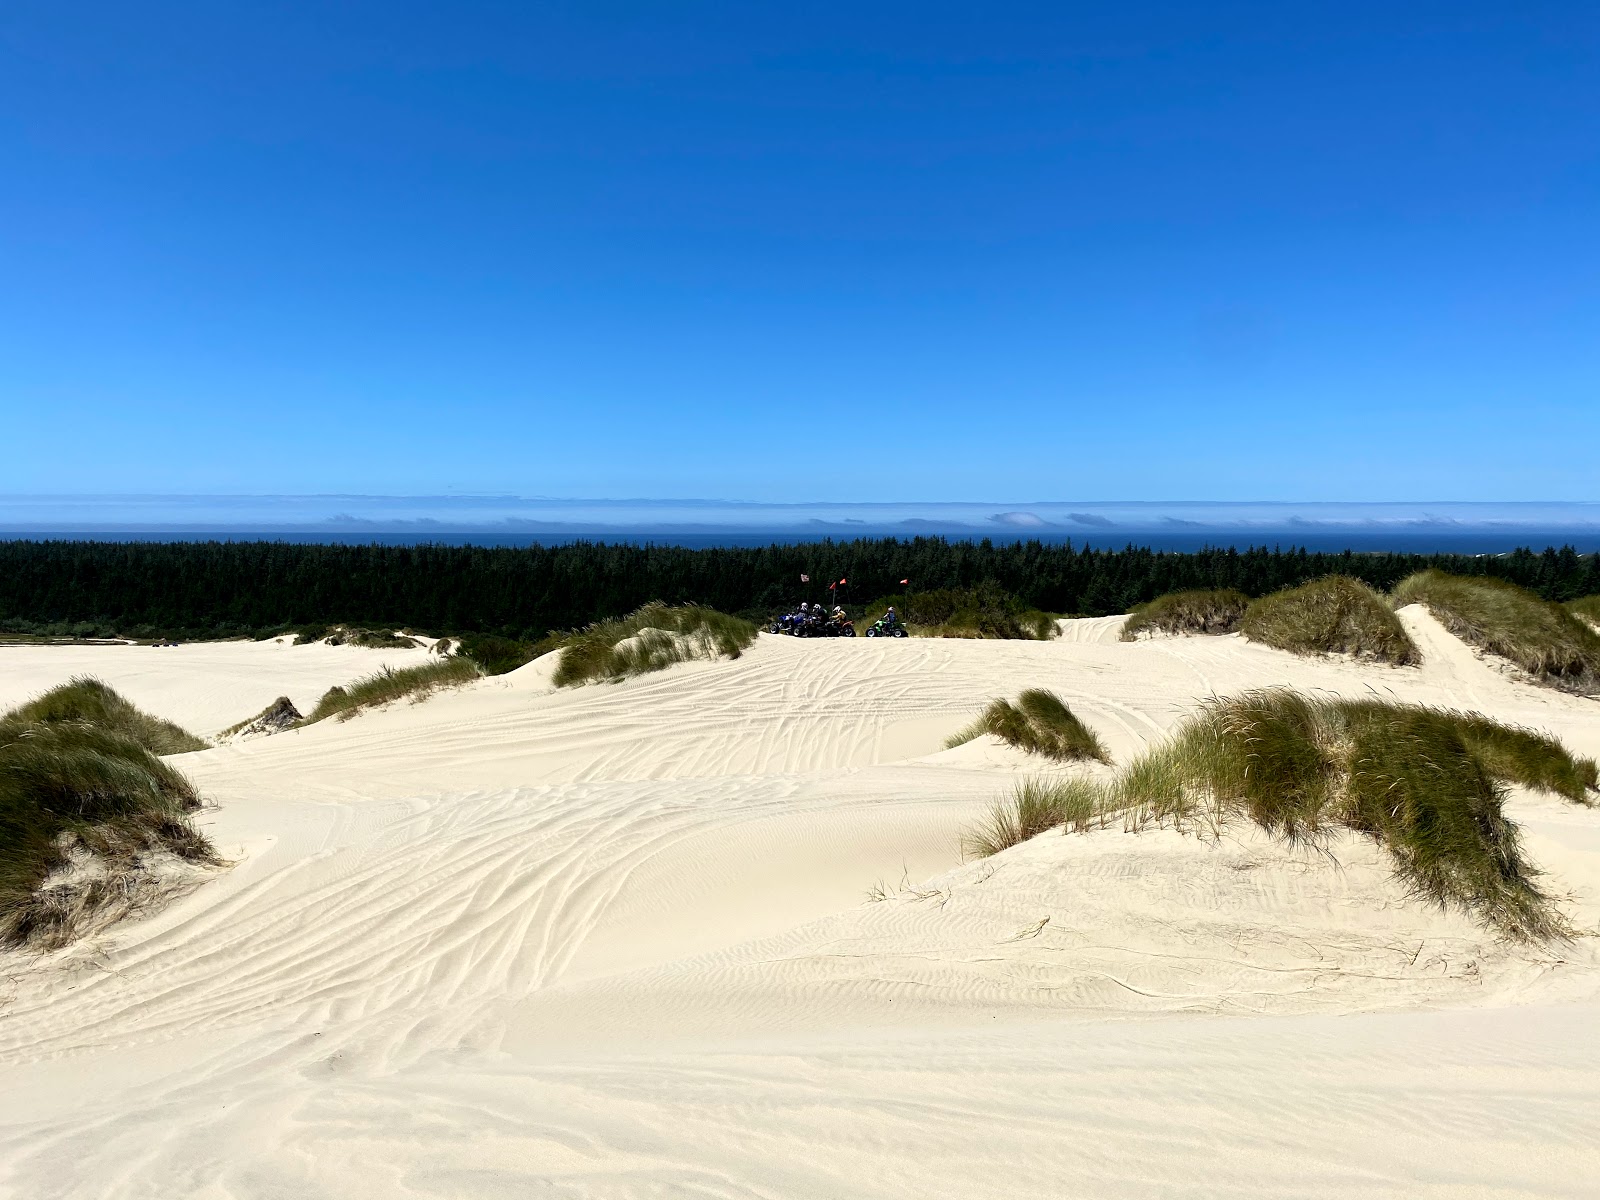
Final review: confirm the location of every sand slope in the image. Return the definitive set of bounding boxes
[0,612,1597,1197]
[0,636,438,737]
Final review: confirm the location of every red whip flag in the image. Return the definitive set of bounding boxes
[900,578,909,585]
[800,573,809,582]
[839,577,848,585]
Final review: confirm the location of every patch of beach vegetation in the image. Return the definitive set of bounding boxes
[456,634,537,676]
[552,603,758,687]
[863,583,1058,640]
[966,689,1596,941]
[1567,594,1600,629]
[2,676,208,754]
[1120,589,1248,640]
[962,777,1103,859]
[1240,576,1418,665]
[218,696,302,740]
[945,688,1110,763]
[0,682,217,949]
[293,625,421,649]
[301,658,482,724]
[1395,571,1600,690]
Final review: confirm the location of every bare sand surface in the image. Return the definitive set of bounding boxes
[0,609,1597,1197]
[0,636,438,738]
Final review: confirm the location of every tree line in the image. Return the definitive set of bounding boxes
[0,537,1595,641]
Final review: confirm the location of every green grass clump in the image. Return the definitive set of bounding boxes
[218,696,302,740]
[301,657,482,724]
[552,603,758,687]
[455,634,536,676]
[0,689,216,948]
[1567,595,1600,627]
[0,677,207,754]
[1120,589,1249,640]
[1240,576,1418,665]
[1104,690,1596,940]
[292,625,419,648]
[963,777,1104,858]
[1396,571,1600,690]
[946,688,1110,763]
[862,583,1058,640]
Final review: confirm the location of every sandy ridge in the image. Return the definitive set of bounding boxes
[0,610,1596,1196]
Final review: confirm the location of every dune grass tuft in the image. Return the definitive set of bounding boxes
[945,688,1110,763]
[1240,575,1418,665]
[455,634,536,676]
[963,776,1104,858]
[1120,589,1249,640]
[863,584,1058,640]
[552,603,757,687]
[301,657,481,725]
[0,686,217,949]
[218,696,302,740]
[0,676,207,754]
[1395,571,1600,689]
[1082,690,1596,940]
[1567,595,1600,628]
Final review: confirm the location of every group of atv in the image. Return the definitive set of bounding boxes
[769,604,909,639]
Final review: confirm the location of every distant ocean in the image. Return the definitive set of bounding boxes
[7,528,1600,555]
[3,497,1598,554]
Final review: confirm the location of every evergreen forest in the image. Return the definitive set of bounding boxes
[1,538,1596,642]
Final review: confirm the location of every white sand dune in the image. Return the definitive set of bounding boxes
[0,610,1597,1197]
[0,636,438,738]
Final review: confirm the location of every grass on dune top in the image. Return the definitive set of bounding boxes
[552,602,758,687]
[1120,589,1249,640]
[1396,570,1600,689]
[0,676,208,754]
[1568,595,1600,627]
[292,625,421,649]
[302,657,482,724]
[1240,575,1418,665]
[0,682,216,949]
[964,689,1597,941]
[946,688,1110,764]
[862,584,1058,640]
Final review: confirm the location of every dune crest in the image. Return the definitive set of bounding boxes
[0,615,1596,1196]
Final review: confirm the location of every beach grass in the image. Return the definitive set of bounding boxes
[1395,571,1600,689]
[1075,690,1596,939]
[301,657,482,724]
[1567,595,1600,627]
[292,625,420,648]
[1120,589,1249,640]
[218,696,302,740]
[963,776,1104,858]
[0,687,216,948]
[0,676,208,754]
[1240,575,1418,664]
[552,603,757,687]
[862,584,1059,640]
[945,688,1110,763]
[456,634,536,676]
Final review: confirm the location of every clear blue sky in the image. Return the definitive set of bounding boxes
[2,2,1595,501]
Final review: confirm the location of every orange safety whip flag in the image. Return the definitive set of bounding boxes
[900,578,909,585]
[839,577,848,585]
